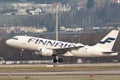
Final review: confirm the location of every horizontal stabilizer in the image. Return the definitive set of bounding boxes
[102,52,114,54]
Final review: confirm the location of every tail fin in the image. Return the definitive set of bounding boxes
[95,30,119,51]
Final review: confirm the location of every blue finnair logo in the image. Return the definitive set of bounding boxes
[99,37,115,44]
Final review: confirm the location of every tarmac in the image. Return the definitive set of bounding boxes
[0,63,120,77]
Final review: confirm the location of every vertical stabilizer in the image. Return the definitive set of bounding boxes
[95,30,119,51]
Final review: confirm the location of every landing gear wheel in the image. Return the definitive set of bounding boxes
[58,58,63,63]
[53,59,57,63]
[52,55,63,63]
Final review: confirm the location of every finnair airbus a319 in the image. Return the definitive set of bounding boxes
[6,30,119,63]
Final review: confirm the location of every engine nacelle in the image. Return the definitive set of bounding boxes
[35,48,53,56]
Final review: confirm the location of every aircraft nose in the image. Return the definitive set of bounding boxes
[6,39,12,45]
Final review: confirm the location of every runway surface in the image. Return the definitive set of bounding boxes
[0,70,120,76]
[1,63,120,67]
[0,63,120,77]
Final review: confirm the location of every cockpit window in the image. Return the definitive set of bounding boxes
[12,37,18,40]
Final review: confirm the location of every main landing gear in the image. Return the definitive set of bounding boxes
[53,55,63,63]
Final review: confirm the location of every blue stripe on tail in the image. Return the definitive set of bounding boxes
[99,37,115,44]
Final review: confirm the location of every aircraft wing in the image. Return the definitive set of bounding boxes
[102,51,117,54]
[53,46,84,55]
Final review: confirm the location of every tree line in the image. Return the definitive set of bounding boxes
[0,1,120,31]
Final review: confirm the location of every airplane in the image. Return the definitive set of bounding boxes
[6,30,119,63]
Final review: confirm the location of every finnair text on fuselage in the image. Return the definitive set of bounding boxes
[28,37,77,48]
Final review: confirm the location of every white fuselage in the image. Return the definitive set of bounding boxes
[6,35,118,57]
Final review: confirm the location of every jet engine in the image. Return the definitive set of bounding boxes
[35,48,53,56]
